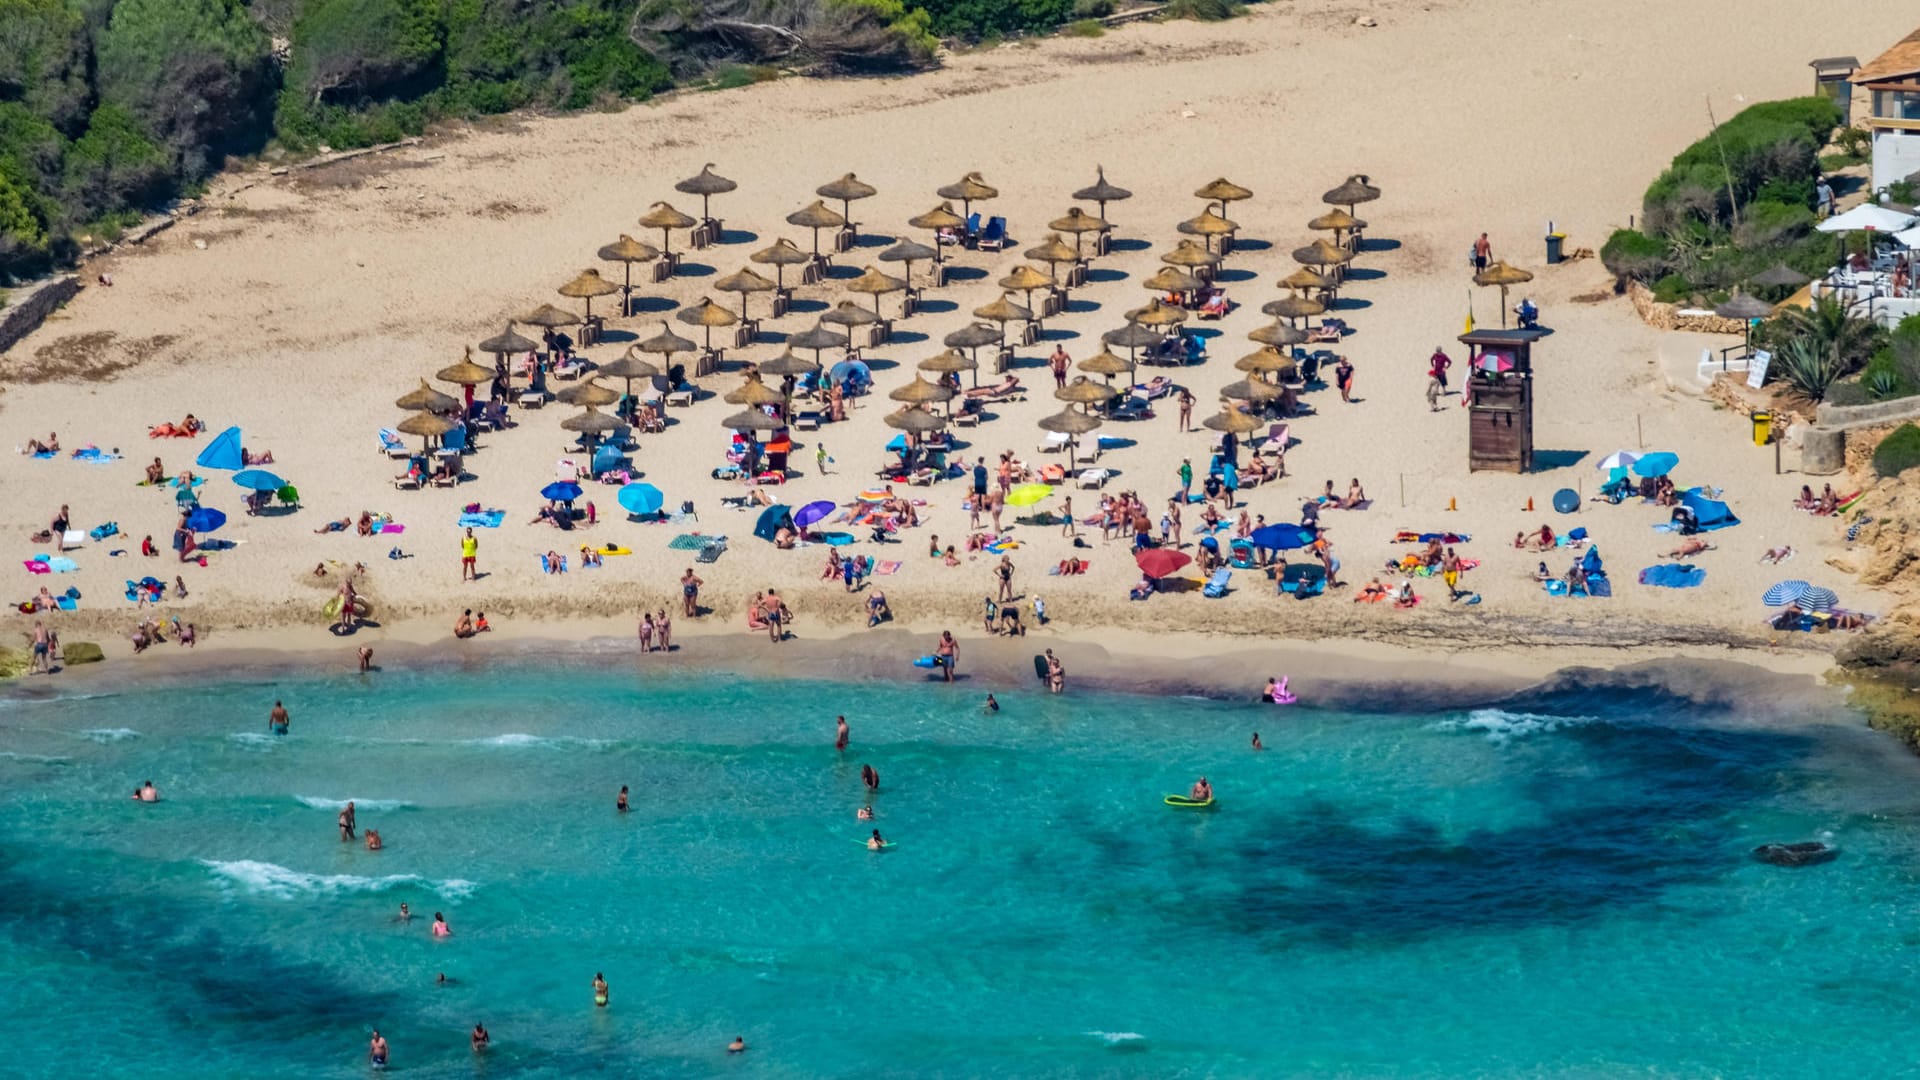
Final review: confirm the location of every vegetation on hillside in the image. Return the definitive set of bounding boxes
[1600,97,1844,305]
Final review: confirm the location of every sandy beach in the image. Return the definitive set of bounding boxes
[4,0,1914,675]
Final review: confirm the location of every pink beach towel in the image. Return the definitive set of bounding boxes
[876,560,902,576]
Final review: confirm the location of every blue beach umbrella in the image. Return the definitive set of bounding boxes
[1762,580,1809,607]
[541,481,584,503]
[1632,451,1679,478]
[617,483,664,515]
[1250,523,1316,550]
[793,500,836,529]
[185,506,227,533]
[232,469,286,492]
[195,426,244,471]
[1798,586,1839,612]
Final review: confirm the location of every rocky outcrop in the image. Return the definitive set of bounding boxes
[1835,473,1920,670]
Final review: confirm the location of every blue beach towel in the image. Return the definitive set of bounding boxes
[458,510,506,529]
[1638,564,1706,588]
[72,447,119,463]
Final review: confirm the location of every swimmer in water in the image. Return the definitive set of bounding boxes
[593,972,609,1007]
[728,1036,747,1053]
[617,785,629,812]
[857,805,874,820]
[338,801,356,841]
[835,715,849,751]
[365,829,382,851]
[368,1030,389,1069]
[1251,732,1264,751]
[1189,777,1212,802]
[984,694,999,713]
[133,780,159,802]
[396,902,412,923]
[436,972,454,987]
[471,1023,490,1052]
[432,912,451,937]
[861,764,879,793]
[867,829,886,850]
[269,700,290,734]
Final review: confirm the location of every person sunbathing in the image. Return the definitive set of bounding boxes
[1760,545,1796,565]
[1769,603,1804,631]
[1793,485,1816,511]
[1393,581,1418,608]
[1665,538,1714,558]
[746,592,769,629]
[182,415,202,434]
[314,517,351,534]
[746,487,775,507]
[1816,484,1839,515]
[943,545,960,567]
[1243,456,1272,483]
[542,550,566,574]
[1534,561,1552,582]
[242,447,274,465]
[1523,525,1556,550]
[1057,557,1086,576]
[967,532,993,553]
[144,457,166,484]
[1345,479,1367,507]
[579,546,603,568]
[1129,575,1155,600]
[774,526,796,550]
[822,551,842,580]
[1356,578,1390,602]
[37,433,59,453]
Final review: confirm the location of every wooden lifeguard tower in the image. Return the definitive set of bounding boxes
[1459,328,1545,473]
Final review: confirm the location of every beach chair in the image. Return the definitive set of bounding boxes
[1131,376,1174,400]
[1039,432,1076,455]
[965,375,1023,402]
[438,426,469,458]
[978,216,1008,251]
[794,411,822,431]
[1202,568,1232,598]
[392,468,422,491]
[1076,468,1110,489]
[1259,423,1290,455]
[666,384,696,408]
[696,537,727,563]
[1107,396,1153,422]
[963,212,982,247]
[378,429,409,458]
[1279,563,1326,598]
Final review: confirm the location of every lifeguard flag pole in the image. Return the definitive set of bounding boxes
[1463,288,1475,334]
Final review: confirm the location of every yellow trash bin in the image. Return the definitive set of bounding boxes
[1751,410,1772,447]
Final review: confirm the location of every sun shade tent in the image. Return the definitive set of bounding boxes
[196,426,244,471]
[753,504,795,541]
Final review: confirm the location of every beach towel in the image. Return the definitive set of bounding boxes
[48,557,77,573]
[876,560,902,575]
[381,524,405,534]
[1394,531,1470,544]
[23,560,50,575]
[457,510,506,529]
[1638,564,1705,588]
[71,447,119,463]
[667,533,710,551]
[815,532,856,546]
[28,450,55,460]
[1046,561,1090,575]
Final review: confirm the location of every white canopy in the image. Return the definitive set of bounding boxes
[1816,204,1916,234]
[1894,224,1920,250]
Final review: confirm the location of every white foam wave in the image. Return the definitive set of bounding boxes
[466,733,611,750]
[203,860,475,900]
[79,728,140,742]
[1436,709,1595,740]
[228,732,277,746]
[1085,1031,1146,1045]
[0,751,68,763]
[294,796,413,811]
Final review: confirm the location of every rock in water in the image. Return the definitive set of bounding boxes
[1753,841,1836,867]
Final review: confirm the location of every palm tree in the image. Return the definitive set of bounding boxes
[1773,295,1881,377]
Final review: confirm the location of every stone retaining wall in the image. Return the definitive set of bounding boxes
[0,276,81,357]
[1626,280,1745,334]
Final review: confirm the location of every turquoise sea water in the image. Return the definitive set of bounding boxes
[2,663,1919,1077]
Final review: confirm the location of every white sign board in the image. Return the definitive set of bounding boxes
[1746,349,1771,390]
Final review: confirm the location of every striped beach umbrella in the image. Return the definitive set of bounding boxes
[1762,581,1809,607]
[1798,586,1839,612]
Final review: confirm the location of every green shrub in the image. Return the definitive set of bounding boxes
[1642,97,1838,235]
[1825,378,1872,406]
[0,0,92,134]
[1865,369,1903,400]
[1599,227,1670,283]
[1071,0,1115,16]
[1773,337,1845,400]
[286,0,445,108]
[1651,274,1691,303]
[918,0,1074,39]
[1837,125,1871,158]
[61,640,103,664]
[61,104,169,222]
[1873,423,1920,479]
[1164,0,1241,19]
[1065,18,1104,36]
[96,0,274,176]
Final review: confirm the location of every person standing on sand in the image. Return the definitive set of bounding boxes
[681,568,702,617]
[1334,357,1355,404]
[1178,388,1194,432]
[358,646,372,673]
[836,715,849,751]
[461,527,479,582]
[996,555,1015,603]
[1045,649,1064,694]
[935,630,958,682]
[1472,232,1492,274]
[1060,495,1075,538]
[1179,458,1193,501]
[1050,344,1071,389]
[1429,346,1452,392]
[656,609,672,651]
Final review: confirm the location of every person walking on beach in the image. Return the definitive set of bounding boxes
[935,630,958,682]
[1472,232,1492,274]
[1060,495,1075,538]
[461,527,479,582]
[835,715,849,751]
[815,441,832,475]
[1334,356,1355,404]
[1179,458,1193,501]
[1428,346,1452,392]
[996,555,1015,603]
[681,568,702,617]
[1425,373,1443,412]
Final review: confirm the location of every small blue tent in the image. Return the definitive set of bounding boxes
[196,426,243,471]
[1680,488,1740,531]
[753,504,794,542]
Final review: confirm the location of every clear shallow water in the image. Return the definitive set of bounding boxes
[2,665,1919,1078]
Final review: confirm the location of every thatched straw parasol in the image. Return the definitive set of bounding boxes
[563,406,623,435]
[1219,377,1282,403]
[1038,406,1101,469]
[845,265,908,315]
[1024,233,1079,281]
[973,292,1033,331]
[1127,297,1188,327]
[1715,292,1774,320]
[1142,265,1202,295]
[821,301,880,339]
[638,201,697,255]
[786,200,847,257]
[890,374,956,419]
[437,347,493,388]
[557,378,621,407]
[998,264,1053,313]
[1308,208,1357,236]
[478,323,537,359]
[397,379,458,413]
[1049,206,1107,259]
[755,348,819,378]
[1056,376,1118,411]
[597,234,659,299]
[1248,318,1307,348]
[1078,347,1131,382]
[722,407,784,432]
[1473,260,1535,327]
[936,171,999,219]
[1073,165,1132,223]
[1194,177,1253,204]
[1322,174,1381,215]
[885,407,947,434]
[788,321,850,363]
[1263,294,1326,323]
[520,303,578,330]
[713,266,776,321]
[945,320,1003,373]
[1178,206,1238,252]
[397,411,458,448]
[918,347,975,377]
[1202,404,1264,434]
[724,374,785,407]
[1292,237,1353,270]
[1235,345,1297,381]
[908,202,966,263]
[674,163,738,223]
[559,268,620,322]
[598,348,662,402]
[675,296,739,352]
[1160,240,1221,270]
[1279,266,1333,292]
[1102,320,1162,354]
[1753,263,1811,289]
[750,238,811,290]
[637,321,696,363]
[816,173,877,237]
[878,238,937,286]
